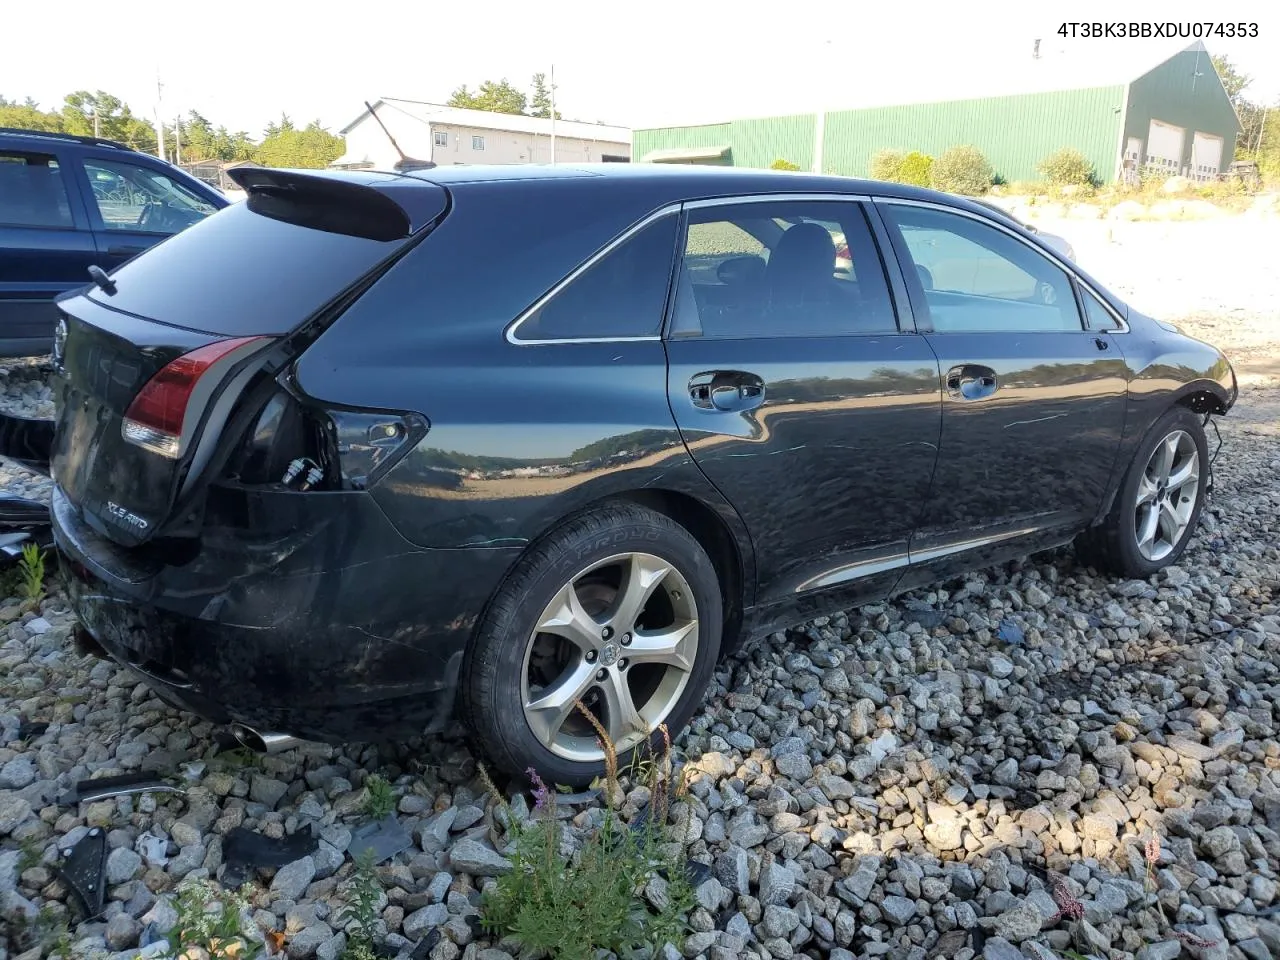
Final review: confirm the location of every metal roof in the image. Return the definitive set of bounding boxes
[341,98,630,143]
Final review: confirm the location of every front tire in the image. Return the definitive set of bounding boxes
[461,502,722,786]
[1076,406,1208,578]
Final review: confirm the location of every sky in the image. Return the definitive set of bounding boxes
[3,0,1276,139]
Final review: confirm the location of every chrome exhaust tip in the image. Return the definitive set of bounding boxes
[229,723,304,755]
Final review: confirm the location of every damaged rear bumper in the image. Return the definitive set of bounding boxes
[52,483,522,743]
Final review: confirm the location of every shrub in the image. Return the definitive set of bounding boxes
[898,151,934,187]
[770,158,801,171]
[1038,148,1095,187]
[870,149,905,182]
[931,145,994,195]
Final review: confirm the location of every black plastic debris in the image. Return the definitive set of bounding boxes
[15,717,48,741]
[221,824,319,888]
[348,815,413,865]
[57,827,107,920]
[59,772,185,806]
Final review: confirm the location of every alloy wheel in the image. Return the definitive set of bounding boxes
[520,552,699,761]
[1133,429,1200,563]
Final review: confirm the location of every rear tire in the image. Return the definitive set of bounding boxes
[1076,406,1208,579]
[460,501,722,787]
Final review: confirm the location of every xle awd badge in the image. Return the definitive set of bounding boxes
[105,501,149,531]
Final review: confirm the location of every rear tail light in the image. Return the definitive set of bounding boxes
[122,336,267,458]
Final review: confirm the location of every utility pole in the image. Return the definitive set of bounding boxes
[174,116,181,165]
[153,74,166,161]
[90,106,100,139]
[549,64,556,166]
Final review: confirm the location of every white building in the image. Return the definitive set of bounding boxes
[332,99,631,170]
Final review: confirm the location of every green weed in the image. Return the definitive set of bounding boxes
[167,878,261,959]
[362,774,395,822]
[18,543,46,606]
[337,849,384,960]
[479,713,694,960]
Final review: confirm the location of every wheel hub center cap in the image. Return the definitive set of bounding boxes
[598,642,619,667]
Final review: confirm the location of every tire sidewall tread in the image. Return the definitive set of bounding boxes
[460,501,722,787]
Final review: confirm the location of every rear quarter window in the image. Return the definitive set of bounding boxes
[87,199,428,336]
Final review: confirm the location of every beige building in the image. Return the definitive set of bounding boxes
[332,99,631,170]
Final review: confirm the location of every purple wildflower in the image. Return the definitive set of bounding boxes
[527,767,552,811]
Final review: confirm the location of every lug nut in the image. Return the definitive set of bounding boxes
[618,659,628,670]
[596,669,607,681]
[586,651,596,663]
[602,626,614,640]
[621,633,632,646]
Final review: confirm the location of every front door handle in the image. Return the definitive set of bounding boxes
[689,371,766,412]
[946,364,998,401]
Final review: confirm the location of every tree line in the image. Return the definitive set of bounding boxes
[446,73,562,119]
[0,90,345,169]
[1211,54,1278,178]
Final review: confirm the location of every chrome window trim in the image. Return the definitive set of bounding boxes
[873,196,1131,334]
[684,192,872,208]
[505,203,682,346]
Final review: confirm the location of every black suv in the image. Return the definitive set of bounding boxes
[41,164,1234,786]
[0,128,227,358]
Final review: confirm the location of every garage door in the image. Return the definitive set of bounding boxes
[1146,119,1185,177]
[1190,132,1224,182]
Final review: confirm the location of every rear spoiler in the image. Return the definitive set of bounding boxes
[227,167,443,242]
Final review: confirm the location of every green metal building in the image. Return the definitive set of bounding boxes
[634,42,1240,185]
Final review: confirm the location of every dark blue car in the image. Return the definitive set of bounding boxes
[0,127,228,358]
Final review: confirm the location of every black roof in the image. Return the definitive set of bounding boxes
[397,161,963,205]
[0,127,132,151]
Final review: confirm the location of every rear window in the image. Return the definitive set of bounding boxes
[87,199,432,336]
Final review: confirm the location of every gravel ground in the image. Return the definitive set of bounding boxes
[1,216,1279,960]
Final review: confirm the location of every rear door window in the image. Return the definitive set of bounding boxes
[86,198,434,336]
[81,158,217,234]
[0,152,74,229]
[671,200,898,339]
[514,213,679,341]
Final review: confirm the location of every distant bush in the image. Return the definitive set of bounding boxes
[898,152,934,187]
[1038,148,1095,187]
[870,149,905,182]
[931,145,994,195]
[770,158,801,171]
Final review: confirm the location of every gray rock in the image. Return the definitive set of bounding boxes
[105,913,141,951]
[715,847,750,895]
[449,838,512,876]
[819,775,854,800]
[106,847,143,885]
[271,856,317,900]
[682,931,718,958]
[250,774,290,809]
[697,752,736,780]
[994,901,1042,942]
[842,856,880,902]
[758,861,794,906]
[287,923,332,959]
[988,656,1014,679]
[775,752,813,781]
[881,895,917,925]
[1237,939,1271,960]
[695,877,725,912]
[983,938,1027,960]
[0,756,36,790]
[993,758,1019,786]
[761,904,800,938]
[1136,944,1182,960]
[0,794,33,834]
[403,903,448,939]
[421,807,458,847]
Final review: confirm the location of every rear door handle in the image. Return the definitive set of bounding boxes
[689,371,766,412]
[945,364,999,401]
